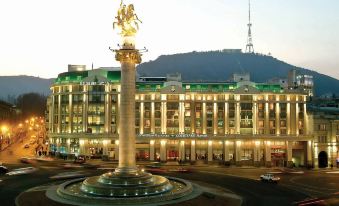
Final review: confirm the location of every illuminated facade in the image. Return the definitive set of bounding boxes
[47,67,315,167]
[309,108,339,168]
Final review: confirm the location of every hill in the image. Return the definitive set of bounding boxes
[137,51,339,96]
[0,76,53,102]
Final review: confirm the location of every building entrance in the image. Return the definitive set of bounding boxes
[318,151,328,168]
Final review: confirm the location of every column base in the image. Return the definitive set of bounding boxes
[253,161,260,167]
[265,161,272,167]
[306,161,313,169]
[224,161,231,166]
[286,161,294,168]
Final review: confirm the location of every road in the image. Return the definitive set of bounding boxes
[0,160,338,206]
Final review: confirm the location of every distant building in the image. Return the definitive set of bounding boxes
[268,78,288,89]
[288,69,297,89]
[222,49,242,54]
[232,73,250,82]
[297,75,314,97]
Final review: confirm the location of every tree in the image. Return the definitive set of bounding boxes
[16,93,47,119]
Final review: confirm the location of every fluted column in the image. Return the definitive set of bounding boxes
[115,38,141,174]
[191,140,196,161]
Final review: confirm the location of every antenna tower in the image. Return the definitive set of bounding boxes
[245,0,254,53]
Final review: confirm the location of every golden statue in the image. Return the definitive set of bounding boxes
[113,0,142,36]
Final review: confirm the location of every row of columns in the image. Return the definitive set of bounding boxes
[148,140,313,165]
[50,93,307,136]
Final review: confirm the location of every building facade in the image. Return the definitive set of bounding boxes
[47,67,315,167]
[309,103,339,168]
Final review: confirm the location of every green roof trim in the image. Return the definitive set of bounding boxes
[255,84,282,93]
[107,71,121,83]
[55,71,89,84]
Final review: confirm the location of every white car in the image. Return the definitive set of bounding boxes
[260,173,280,183]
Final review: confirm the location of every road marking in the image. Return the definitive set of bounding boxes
[326,171,339,174]
[198,170,259,181]
[289,171,304,174]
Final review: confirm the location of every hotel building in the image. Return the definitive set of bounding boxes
[47,66,315,167]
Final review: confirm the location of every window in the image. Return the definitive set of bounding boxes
[318,136,327,143]
[319,124,327,131]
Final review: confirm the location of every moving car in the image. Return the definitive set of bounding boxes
[20,157,36,164]
[0,166,9,175]
[168,167,194,173]
[260,173,280,183]
[6,167,37,176]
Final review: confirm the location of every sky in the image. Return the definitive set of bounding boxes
[0,0,338,79]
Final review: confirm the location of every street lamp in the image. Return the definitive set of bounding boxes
[1,126,8,134]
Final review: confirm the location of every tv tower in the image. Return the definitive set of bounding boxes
[245,0,254,53]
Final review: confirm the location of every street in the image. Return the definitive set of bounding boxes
[0,159,338,206]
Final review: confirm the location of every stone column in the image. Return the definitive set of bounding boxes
[265,102,269,134]
[150,140,155,161]
[191,140,196,162]
[160,140,167,162]
[202,102,207,134]
[296,102,299,135]
[254,141,260,166]
[225,102,229,134]
[307,141,313,167]
[69,93,73,133]
[58,95,61,133]
[114,140,119,161]
[235,141,241,166]
[151,102,155,133]
[265,141,271,167]
[161,100,167,134]
[253,102,258,135]
[115,38,141,174]
[83,92,88,133]
[103,140,108,156]
[235,102,240,134]
[276,102,280,135]
[208,140,213,162]
[213,102,217,135]
[79,139,85,155]
[179,141,185,161]
[140,101,144,134]
[224,141,230,164]
[287,102,291,135]
[286,141,293,167]
[179,101,185,133]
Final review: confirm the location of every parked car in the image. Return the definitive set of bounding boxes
[0,166,9,175]
[74,155,86,164]
[24,144,30,149]
[260,173,280,183]
[145,162,162,168]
